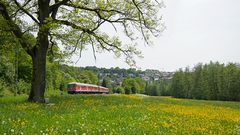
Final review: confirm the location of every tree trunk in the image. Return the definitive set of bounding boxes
[28,44,48,103]
[28,0,50,103]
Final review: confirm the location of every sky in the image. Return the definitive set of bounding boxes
[72,0,240,71]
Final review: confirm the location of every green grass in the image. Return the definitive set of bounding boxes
[0,94,240,134]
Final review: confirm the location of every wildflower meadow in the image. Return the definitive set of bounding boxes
[0,94,240,134]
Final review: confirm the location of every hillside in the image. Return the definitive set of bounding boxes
[0,94,239,134]
[82,66,174,82]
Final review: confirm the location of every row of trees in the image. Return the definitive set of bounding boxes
[171,62,240,101]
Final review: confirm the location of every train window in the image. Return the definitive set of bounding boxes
[67,84,75,88]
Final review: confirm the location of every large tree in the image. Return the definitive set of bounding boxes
[0,0,164,102]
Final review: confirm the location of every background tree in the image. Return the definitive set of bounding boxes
[122,77,143,94]
[79,70,98,84]
[225,63,240,101]
[114,86,125,94]
[134,77,146,93]
[170,69,184,98]
[145,82,160,96]
[169,62,240,101]
[102,76,112,88]
[0,0,164,102]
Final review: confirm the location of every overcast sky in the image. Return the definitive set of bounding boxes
[73,0,240,71]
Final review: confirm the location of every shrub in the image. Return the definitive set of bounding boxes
[0,79,6,96]
[16,79,30,94]
[115,86,125,94]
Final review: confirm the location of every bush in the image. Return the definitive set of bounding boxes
[0,79,6,97]
[124,86,131,94]
[16,79,30,94]
[115,86,125,94]
[0,79,12,97]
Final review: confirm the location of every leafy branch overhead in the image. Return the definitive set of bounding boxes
[1,0,164,66]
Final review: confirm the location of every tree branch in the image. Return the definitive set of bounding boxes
[49,33,56,57]
[54,19,94,34]
[65,3,125,15]
[50,0,70,19]
[89,35,97,61]
[132,0,149,44]
[13,0,39,24]
[50,0,70,10]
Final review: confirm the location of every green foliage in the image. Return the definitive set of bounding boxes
[0,43,100,96]
[170,69,185,98]
[170,62,240,101]
[124,86,132,94]
[16,79,30,94]
[0,79,7,96]
[80,70,98,84]
[101,76,113,93]
[122,77,144,94]
[145,82,160,96]
[145,80,171,96]
[134,77,146,93]
[114,86,125,94]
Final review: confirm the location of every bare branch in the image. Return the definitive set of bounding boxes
[132,0,149,44]
[69,33,83,55]
[50,0,70,10]
[92,33,130,57]
[89,36,97,61]
[13,0,39,24]
[74,33,84,64]
[50,0,70,19]
[49,33,56,57]
[11,0,32,17]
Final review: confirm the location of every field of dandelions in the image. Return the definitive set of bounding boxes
[0,94,240,135]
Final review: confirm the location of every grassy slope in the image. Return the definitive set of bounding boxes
[0,94,240,135]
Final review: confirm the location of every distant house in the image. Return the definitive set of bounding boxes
[143,76,150,81]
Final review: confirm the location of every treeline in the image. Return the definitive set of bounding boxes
[170,62,240,101]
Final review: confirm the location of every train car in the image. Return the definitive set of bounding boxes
[67,82,109,94]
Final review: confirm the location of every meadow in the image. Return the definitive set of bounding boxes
[0,94,240,135]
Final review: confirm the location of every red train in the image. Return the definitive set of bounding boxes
[67,82,109,94]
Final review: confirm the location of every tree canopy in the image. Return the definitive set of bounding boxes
[0,0,164,102]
